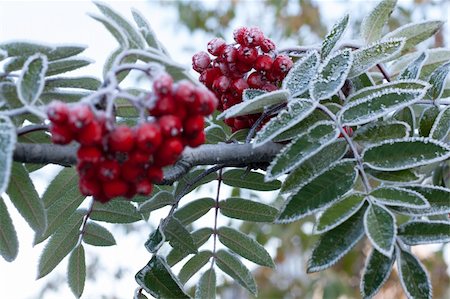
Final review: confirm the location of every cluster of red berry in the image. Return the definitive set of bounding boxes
[47,74,217,203]
[192,26,293,131]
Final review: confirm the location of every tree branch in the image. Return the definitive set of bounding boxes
[13,142,284,184]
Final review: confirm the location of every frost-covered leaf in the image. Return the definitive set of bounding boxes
[367,169,421,183]
[277,159,357,223]
[362,137,450,171]
[83,222,116,247]
[222,169,281,191]
[383,20,444,54]
[90,199,141,223]
[44,76,101,91]
[425,61,450,100]
[321,14,349,59]
[174,197,215,226]
[145,225,165,254]
[218,89,290,119]
[219,197,278,223]
[360,248,395,299]
[340,82,429,126]
[267,121,338,180]
[89,13,129,47]
[398,220,450,245]
[0,116,16,197]
[39,90,91,104]
[37,211,84,279]
[68,245,86,298]
[0,42,86,61]
[281,139,348,194]
[164,217,197,254]
[138,191,175,213]
[360,0,397,44]
[370,187,428,208]
[242,89,267,101]
[215,249,257,295]
[273,109,328,142]
[47,58,93,76]
[135,255,190,299]
[0,198,18,262]
[307,205,367,272]
[178,250,212,284]
[397,248,432,299]
[7,163,46,235]
[205,125,226,144]
[17,54,47,105]
[218,227,274,268]
[253,98,316,146]
[282,51,320,97]
[103,47,135,82]
[348,38,405,78]
[350,73,375,93]
[393,106,415,136]
[364,203,396,257]
[310,49,353,101]
[131,8,162,50]
[315,193,366,234]
[419,106,440,137]
[353,120,410,145]
[398,52,428,80]
[195,269,216,299]
[430,106,450,141]
[0,49,7,61]
[166,228,213,266]
[391,185,450,216]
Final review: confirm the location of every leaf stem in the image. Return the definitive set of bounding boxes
[376,63,391,82]
[76,197,95,247]
[245,103,286,143]
[211,168,223,268]
[16,124,49,136]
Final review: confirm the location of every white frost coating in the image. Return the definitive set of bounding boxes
[398,51,429,80]
[426,61,450,100]
[281,51,320,97]
[360,247,395,299]
[265,120,338,181]
[389,47,450,76]
[321,14,349,59]
[398,220,450,245]
[16,53,48,106]
[0,116,17,197]
[310,48,353,101]
[242,88,267,102]
[429,106,450,141]
[370,186,429,208]
[396,247,433,299]
[88,13,130,48]
[348,37,405,78]
[0,49,7,60]
[363,203,397,258]
[362,137,450,171]
[353,120,412,144]
[360,0,397,44]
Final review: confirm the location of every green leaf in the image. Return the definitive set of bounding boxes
[222,169,281,191]
[39,90,91,104]
[315,192,366,234]
[362,137,450,171]
[37,211,84,279]
[282,51,320,97]
[44,76,101,91]
[360,0,397,44]
[47,58,93,76]
[166,228,213,266]
[131,8,162,50]
[383,20,444,55]
[89,13,129,47]
[430,106,450,141]
[90,199,141,223]
[17,54,47,105]
[7,163,46,235]
[393,106,415,136]
[205,125,226,144]
[138,191,175,213]
[253,98,316,146]
[42,168,79,208]
[267,121,338,180]
[364,203,396,257]
[164,217,197,254]
[174,168,217,198]
[281,139,348,194]
[0,116,16,197]
[218,89,290,119]
[398,220,450,245]
[218,227,274,268]
[398,51,428,80]
[321,14,349,60]
[277,159,357,223]
[0,42,86,60]
[103,47,134,82]
[425,61,450,100]
[83,222,116,247]
[348,38,405,78]
[273,109,327,142]
[419,106,440,137]
[68,245,86,298]
[242,89,267,101]
[174,198,215,226]
[397,248,432,299]
[340,82,429,126]
[178,251,212,284]
[0,198,18,262]
[360,248,395,299]
[219,197,278,223]
[145,225,165,253]
[353,120,410,145]
[391,185,450,216]
[367,168,421,183]
[307,204,367,272]
[215,249,257,295]
[370,186,428,208]
[195,269,216,299]
[135,255,190,299]
[310,49,353,101]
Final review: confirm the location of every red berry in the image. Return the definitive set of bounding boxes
[174,81,196,105]
[77,161,97,180]
[194,89,218,115]
[236,62,253,73]
[339,127,354,138]
[261,83,278,92]
[154,138,184,166]
[231,78,249,97]
[184,115,205,136]
[68,104,94,130]
[212,75,231,94]
[147,166,163,183]
[77,146,102,163]
[260,38,276,53]
[50,124,74,145]
[207,38,226,56]
[234,117,249,130]
[153,73,173,96]
[108,125,135,152]
[128,150,150,164]
[187,131,206,148]
[247,72,265,89]
[98,159,120,182]
[224,118,235,127]
[47,101,69,124]
[121,161,145,183]
[246,27,264,47]
[136,123,162,154]
[254,55,273,72]
[199,67,222,88]
[272,54,293,75]
[221,45,238,63]
[102,180,129,199]
[77,120,103,146]
[150,95,176,116]
[237,46,258,64]
[158,115,183,137]
[136,180,153,195]
[79,178,101,196]
[233,27,249,45]
[192,51,211,73]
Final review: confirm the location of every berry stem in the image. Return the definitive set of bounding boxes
[211,168,223,268]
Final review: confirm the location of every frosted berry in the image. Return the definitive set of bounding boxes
[98,159,120,182]
[47,101,69,124]
[187,131,206,148]
[136,180,153,195]
[77,120,103,146]
[150,95,176,116]
[153,73,173,96]
[199,67,222,88]
[260,38,276,53]
[233,27,249,45]
[158,115,183,137]
[79,178,101,197]
[154,138,183,166]
[254,55,273,72]
[192,51,211,73]
[246,27,264,47]
[272,54,293,75]
[237,46,258,64]
[108,125,135,152]
[184,115,205,137]
[68,104,94,130]
[135,123,162,154]
[121,161,145,183]
[50,124,74,145]
[207,38,227,56]
[212,75,231,94]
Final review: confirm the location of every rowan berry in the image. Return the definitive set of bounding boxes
[135,123,162,153]
[47,101,69,124]
[158,115,182,137]
[68,104,94,130]
[50,124,74,145]
[103,180,129,198]
[108,125,135,152]
[192,51,211,73]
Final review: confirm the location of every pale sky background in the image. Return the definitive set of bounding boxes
[0,0,449,298]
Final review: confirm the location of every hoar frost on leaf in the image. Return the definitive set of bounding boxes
[242,89,267,101]
[321,14,349,60]
[352,120,411,146]
[363,203,396,257]
[389,48,450,78]
[391,185,450,216]
[0,116,16,197]
[424,61,450,100]
[398,220,450,245]
[360,247,395,299]
[282,51,320,97]
[360,0,397,44]
[398,52,428,80]
[369,186,429,208]
[429,106,450,141]
[17,53,48,106]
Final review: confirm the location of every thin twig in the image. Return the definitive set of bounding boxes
[76,198,95,247]
[376,64,391,82]
[17,124,49,136]
[211,168,223,267]
[245,103,286,143]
